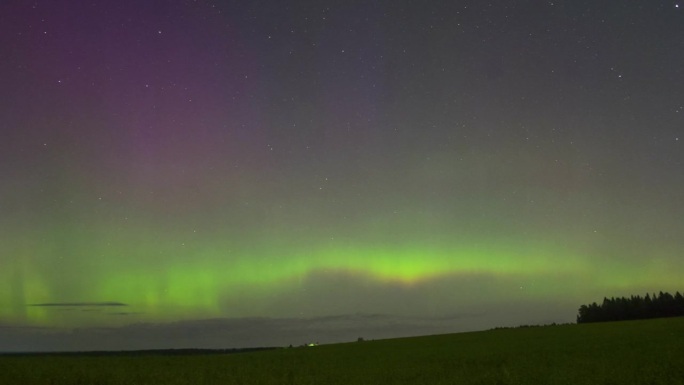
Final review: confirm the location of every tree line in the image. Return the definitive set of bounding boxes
[577,291,684,323]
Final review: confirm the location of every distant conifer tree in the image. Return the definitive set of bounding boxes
[577,291,684,323]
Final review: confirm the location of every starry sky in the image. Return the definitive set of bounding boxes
[1,0,683,351]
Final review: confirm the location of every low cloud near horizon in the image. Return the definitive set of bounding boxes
[0,310,571,353]
[4,270,586,352]
[28,302,128,307]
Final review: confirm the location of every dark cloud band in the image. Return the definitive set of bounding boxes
[28,302,128,307]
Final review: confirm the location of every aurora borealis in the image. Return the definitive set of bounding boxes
[1,1,683,351]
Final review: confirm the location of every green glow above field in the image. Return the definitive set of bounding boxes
[5,222,681,328]
[2,185,683,329]
[2,0,684,351]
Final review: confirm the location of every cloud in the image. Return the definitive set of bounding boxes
[108,312,142,316]
[0,324,50,330]
[0,300,576,353]
[28,302,128,307]
[0,313,482,352]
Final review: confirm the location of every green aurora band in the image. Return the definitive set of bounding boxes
[3,225,681,327]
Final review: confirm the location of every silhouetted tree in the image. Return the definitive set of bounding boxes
[577,291,684,323]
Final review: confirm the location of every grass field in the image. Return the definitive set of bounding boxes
[1,317,683,384]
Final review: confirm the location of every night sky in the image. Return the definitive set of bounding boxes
[1,1,683,351]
